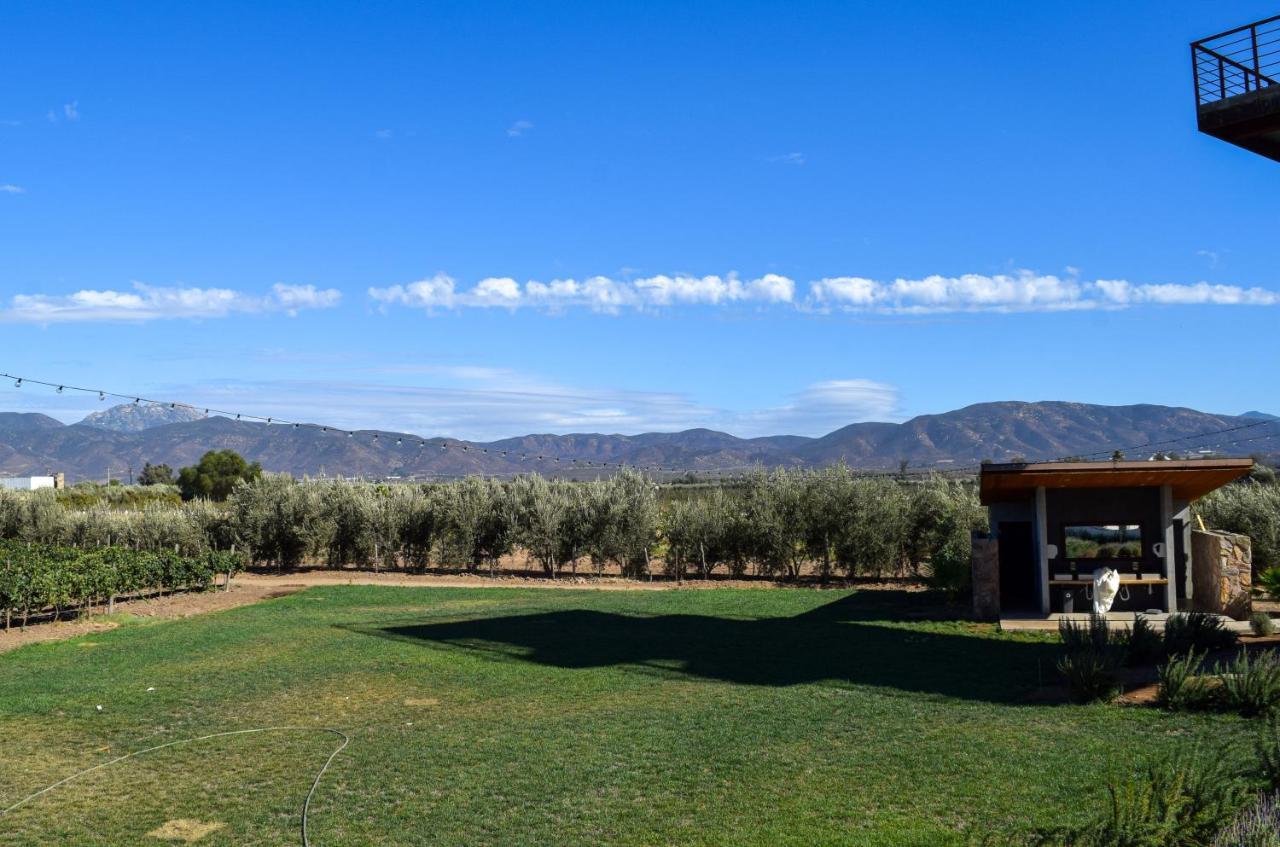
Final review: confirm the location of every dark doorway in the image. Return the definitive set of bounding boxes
[998,522,1037,612]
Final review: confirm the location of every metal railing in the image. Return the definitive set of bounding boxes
[1192,14,1280,106]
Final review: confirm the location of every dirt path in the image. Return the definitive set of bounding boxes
[2,569,875,655]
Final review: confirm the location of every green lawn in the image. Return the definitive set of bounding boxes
[0,586,1255,846]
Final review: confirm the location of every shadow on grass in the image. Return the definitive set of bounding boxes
[342,592,1058,704]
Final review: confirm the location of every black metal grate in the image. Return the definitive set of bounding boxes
[1192,14,1280,106]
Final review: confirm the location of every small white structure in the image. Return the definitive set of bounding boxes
[1091,567,1120,615]
[0,476,57,491]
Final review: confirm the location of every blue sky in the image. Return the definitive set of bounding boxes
[1,0,1277,440]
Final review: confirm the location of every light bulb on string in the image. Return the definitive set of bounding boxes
[56,385,63,394]
[98,392,105,401]
[14,379,21,388]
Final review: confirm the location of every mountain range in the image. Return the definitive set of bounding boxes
[0,401,1275,483]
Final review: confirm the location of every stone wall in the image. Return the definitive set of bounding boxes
[971,532,1000,620]
[1191,529,1252,619]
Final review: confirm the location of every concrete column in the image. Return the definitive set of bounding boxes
[1035,486,1049,614]
[1161,485,1177,613]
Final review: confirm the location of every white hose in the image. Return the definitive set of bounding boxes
[0,726,349,847]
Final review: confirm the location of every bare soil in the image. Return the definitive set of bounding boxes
[1,569,923,654]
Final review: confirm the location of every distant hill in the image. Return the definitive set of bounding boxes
[79,403,206,432]
[0,401,1275,482]
[1242,411,1280,421]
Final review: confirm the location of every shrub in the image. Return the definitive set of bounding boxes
[1253,613,1277,637]
[1220,650,1280,718]
[1126,615,1164,666]
[1060,613,1116,655]
[1255,719,1280,793]
[1198,481,1280,572]
[1159,649,1215,711]
[925,555,970,603]
[1259,569,1280,603]
[1165,612,1238,657]
[0,540,219,629]
[1032,752,1249,847]
[1212,792,1280,847]
[1058,650,1121,704]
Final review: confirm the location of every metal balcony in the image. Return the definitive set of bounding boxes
[1192,14,1280,162]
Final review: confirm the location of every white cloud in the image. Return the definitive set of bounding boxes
[0,184,25,194]
[90,368,898,440]
[271,283,343,315]
[369,273,457,309]
[769,152,806,166]
[810,276,879,307]
[471,277,522,307]
[0,282,342,324]
[811,271,1089,313]
[1094,280,1280,307]
[739,379,899,435]
[364,270,1280,316]
[373,272,797,314]
[506,120,534,138]
[374,128,393,140]
[63,101,79,121]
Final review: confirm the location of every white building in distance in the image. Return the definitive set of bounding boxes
[0,474,62,491]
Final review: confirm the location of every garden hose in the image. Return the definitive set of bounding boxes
[0,726,350,847]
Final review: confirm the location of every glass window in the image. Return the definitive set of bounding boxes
[1063,524,1143,560]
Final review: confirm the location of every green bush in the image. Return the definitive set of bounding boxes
[1126,615,1164,666]
[1031,752,1249,847]
[1058,650,1121,704]
[925,554,971,602]
[1060,613,1119,656]
[1198,481,1280,572]
[1159,649,1215,711]
[1165,612,1238,656]
[1253,613,1277,638]
[0,541,218,629]
[1259,569,1280,603]
[1220,650,1280,718]
[1256,719,1280,793]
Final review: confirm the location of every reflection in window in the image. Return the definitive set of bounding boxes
[1064,524,1143,559]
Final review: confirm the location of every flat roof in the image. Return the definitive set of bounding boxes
[979,458,1253,504]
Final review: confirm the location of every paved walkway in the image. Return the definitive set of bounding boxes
[1000,611,1253,633]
